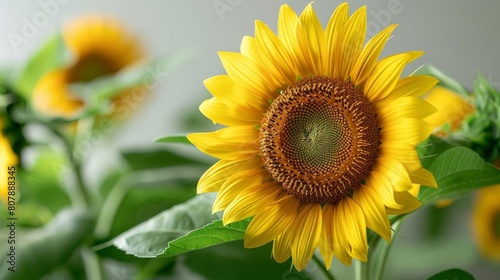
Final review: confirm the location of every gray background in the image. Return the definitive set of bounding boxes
[1,1,499,279]
[1,0,500,148]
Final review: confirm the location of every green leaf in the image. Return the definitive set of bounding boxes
[418,145,500,205]
[13,33,71,98]
[94,148,209,240]
[160,219,249,258]
[121,147,207,171]
[0,208,95,280]
[417,135,457,168]
[414,65,469,97]
[426,268,474,280]
[15,148,71,225]
[154,134,192,145]
[96,169,199,239]
[180,241,311,280]
[110,194,217,257]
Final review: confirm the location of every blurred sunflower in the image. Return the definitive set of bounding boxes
[33,15,143,118]
[424,86,475,207]
[424,86,474,136]
[472,184,500,261]
[188,2,438,271]
[425,84,500,261]
[0,119,18,204]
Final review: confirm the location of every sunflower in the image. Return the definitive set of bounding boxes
[424,86,474,135]
[0,119,18,204]
[472,184,500,261]
[188,3,437,271]
[425,82,500,261]
[424,86,476,207]
[33,15,142,118]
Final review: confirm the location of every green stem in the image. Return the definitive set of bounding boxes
[47,125,90,208]
[354,259,368,280]
[365,215,406,280]
[81,247,104,280]
[94,177,129,238]
[371,220,403,280]
[312,253,335,280]
[49,121,103,280]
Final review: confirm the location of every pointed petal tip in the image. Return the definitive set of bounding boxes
[407,50,425,61]
[211,206,222,215]
[292,255,310,272]
[254,19,265,29]
[243,237,260,249]
[221,214,232,226]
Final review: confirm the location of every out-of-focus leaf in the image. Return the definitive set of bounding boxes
[160,219,249,258]
[154,135,192,145]
[121,147,207,171]
[110,194,217,257]
[95,148,208,240]
[426,268,475,280]
[418,143,500,204]
[179,241,311,280]
[414,65,469,97]
[16,148,71,224]
[14,33,71,98]
[101,169,199,239]
[0,208,94,280]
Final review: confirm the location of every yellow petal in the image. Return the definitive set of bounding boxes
[297,3,326,76]
[379,141,421,172]
[240,35,261,62]
[376,75,438,108]
[364,51,423,102]
[334,197,367,263]
[408,183,420,197]
[197,157,262,193]
[350,24,397,85]
[386,190,422,215]
[0,130,18,204]
[244,195,300,248]
[213,166,268,213]
[218,51,275,100]
[381,118,433,146]
[204,75,267,111]
[278,4,308,77]
[424,86,475,130]
[378,96,437,125]
[472,185,500,260]
[325,2,348,77]
[187,126,259,161]
[199,97,263,127]
[366,171,403,210]
[334,6,366,80]
[273,227,291,263]
[373,157,412,192]
[255,21,297,87]
[353,186,391,242]
[289,203,322,271]
[318,203,335,270]
[32,69,84,117]
[223,181,283,224]
[409,167,437,188]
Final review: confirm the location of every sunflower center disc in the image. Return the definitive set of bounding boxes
[260,77,379,204]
